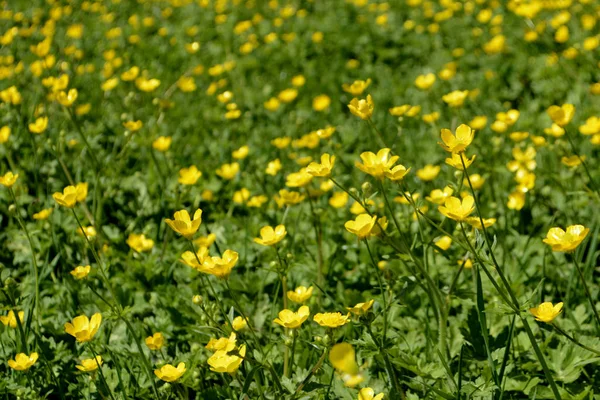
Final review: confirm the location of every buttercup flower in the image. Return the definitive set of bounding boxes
[200,250,239,279]
[254,225,287,246]
[178,165,202,185]
[345,214,377,239]
[165,209,202,239]
[206,333,237,352]
[446,153,476,170]
[29,116,48,134]
[529,302,563,323]
[8,353,38,371]
[355,148,402,180]
[543,225,589,252]
[145,332,165,350]
[0,171,18,188]
[33,208,53,220]
[70,265,91,280]
[359,388,385,400]
[442,90,469,107]
[216,162,240,180]
[438,196,475,221]
[287,286,313,303]
[53,186,79,208]
[342,79,371,96]
[547,104,575,127]
[416,164,441,181]
[76,356,102,372]
[64,313,102,342]
[232,316,247,331]
[152,136,172,152]
[415,73,436,90]
[329,343,363,387]
[347,300,374,315]
[154,362,186,382]
[313,312,351,328]
[0,311,24,328]
[439,124,475,153]
[286,168,313,187]
[348,94,374,120]
[127,233,154,253]
[307,153,336,177]
[207,345,246,374]
[273,306,310,329]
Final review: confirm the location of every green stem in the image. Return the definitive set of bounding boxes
[551,323,600,355]
[571,255,600,333]
[87,343,116,400]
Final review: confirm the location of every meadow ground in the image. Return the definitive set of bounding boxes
[1,0,600,399]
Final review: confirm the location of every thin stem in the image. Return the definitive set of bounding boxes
[551,323,600,355]
[571,255,600,333]
[87,343,116,400]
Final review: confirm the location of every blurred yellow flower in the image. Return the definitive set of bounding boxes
[154,362,186,382]
[348,94,374,120]
[33,208,53,220]
[178,165,202,185]
[232,316,247,331]
[0,171,18,188]
[287,286,313,304]
[414,73,436,90]
[254,225,287,246]
[76,356,102,372]
[145,332,165,350]
[307,153,335,177]
[70,265,91,280]
[0,310,24,328]
[313,94,331,111]
[342,79,372,96]
[53,186,79,208]
[345,214,377,239]
[8,353,38,371]
[29,116,48,134]
[358,388,385,400]
[216,162,240,180]
[442,90,468,107]
[152,136,172,152]
[547,104,575,127]
[127,233,154,253]
[346,300,374,315]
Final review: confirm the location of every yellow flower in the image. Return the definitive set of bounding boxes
[178,165,202,185]
[355,148,399,180]
[313,312,351,328]
[507,190,526,210]
[53,185,79,208]
[348,94,374,120]
[285,168,313,187]
[206,333,237,352]
[136,77,161,92]
[547,104,575,127]
[123,120,143,131]
[8,353,38,371]
[329,343,358,374]
[439,124,475,153]
[165,209,202,239]
[74,182,88,202]
[145,332,165,350]
[64,313,102,342]
[28,116,48,134]
[56,88,78,107]
[307,153,336,177]
[76,356,103,372]
[561,155,583,167]
[438,196,475,221]
[544,123,565,137]
[465,217,496,230]
[313,94,331,111]
[232,145,249,159]
[127,233,154,253]
[543,225,589,252]
[287,286,313,304]
[345,214,377,239]
[271,137,291,149]
[180,247,209,270]
[121,66,139,81]
[216,162,240,180]
[273,306,310,328]
[33,208,53,220]
[342,79,372,96]
[579,117,600,135]
[232,316,247,331]
[529,302,563,323]
[465,174,486,190]
[278,88,298,103]
[193,233,216,248]
[359,388,385,400]
[445,153,476,170]
[416,164,441,181]
[0,125,10,143]
[77,226,96,238]
[291,75,306,87]
[434,236,452,251]
[152,136,172,152]
[442,90,469,107]
[265,159,282,176]
[0,171,18,188]
[414,73,436,90]
[207,345,246,374]
[264,97,280,111]
[346,300,374,315]
[469,116,488,130]
[276,189,306,206]
[254,225,287,246]
[70,265,91,280]
[0,311,24,328]
[233,188,251,204]
[200,249,239,279]
[426,186,454,205]
[329,192,349,208]
[154,362,186,382]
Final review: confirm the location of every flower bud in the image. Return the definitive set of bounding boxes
[192,295,202,305]
[8,204,16,214]
[361,181,373,197]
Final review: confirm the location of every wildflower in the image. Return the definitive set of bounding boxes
[64,313,102,342]
[0,171,18,188]
[216,162,240,180]
[329,192,349,208]
[416,164,440,181]
[165,209,202,239]
[207,345,246,373]
[530,302,563,323]
[273,306,310,328]
[465,217,496,229]
[56,88,78,107]
[278,88,298,103]
[442,90,468,107]
[286,168,313,187]
[426,187,454,204]
[543,225,589,252]
[0,126,10,143]
[145,332,165,350]
[359,388,385,400]
[265,159,282,176]
[342,79,371,96]
[33,208,53,220]
[192,295,203,305]
[8,353,38,371]
[434,236,452,251]
[561,155,583,167]
[469,116,488,130]
[313,94,331,111]
[77,226,96,238]
[178,165,202,185]
[264,97,280,111]
[547,104,575,127]
[232,145,249,159]
[348,94,374,120]
[53,186,79,208]
[438,196,475,222]
[206,333,237,352]
[28,116,48,134]
[329,343,363,387]
[439,124,475,153]
[347,300,374,315]
[313,312,351,328]
[201,250,239,279]
[152,136,172,152]
[76,356,102,372]
[287,286,313,303]
[345,214,377,239]
[0,311,24,328]
[126,233,154,253]
[355,148,400,179]
[232,316,247,331]
[70,265,91,280]
[415,73,436,90]
[445,153,476,170]
[154,362,186,382]
[466,174,486,190]
[507,191,526,210]
[254,225,287,246]
[544,123,565,137]
[306,153,336,177]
